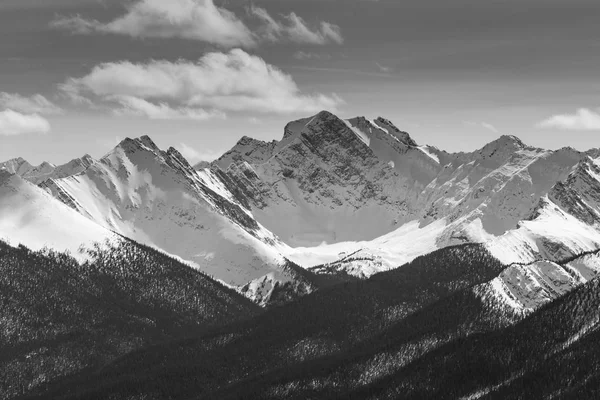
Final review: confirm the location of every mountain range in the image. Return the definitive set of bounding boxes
[3,110,600,398]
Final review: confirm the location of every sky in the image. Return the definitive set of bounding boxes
[0,0,599,165]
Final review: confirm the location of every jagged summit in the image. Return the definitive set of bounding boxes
[280,110,344,145]
[214,111,421,173]
[113,135,161,156]
[0,157,34,175]
[478,134,527,153]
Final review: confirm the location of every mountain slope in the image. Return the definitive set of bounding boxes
[30,245,507,400]
[0,239,260,399]
[0,169,116,259]
[331,252,600,400]
[52,249,600,400]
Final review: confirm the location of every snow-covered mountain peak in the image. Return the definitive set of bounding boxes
[40,134,297,298]
[0,153,98,185]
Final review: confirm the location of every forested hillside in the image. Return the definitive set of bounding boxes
[0,240,260,399]
[31,244,507,400]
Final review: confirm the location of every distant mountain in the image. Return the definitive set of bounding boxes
[4,110,600,292]
[0,154,94,185]
[205,111,600,280]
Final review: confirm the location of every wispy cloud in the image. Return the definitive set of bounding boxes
[0,110,51,136]
[111,96,226,120]
[464,120,499,133]
[52,0,256,48]
[62,49,343,117]
[293,51,332,61]
[375,62,392,73]
[0,93,63,115]
[286,65,397,78]
[250,6,343,45]
[52,0,343,48]
[536,108,600,131]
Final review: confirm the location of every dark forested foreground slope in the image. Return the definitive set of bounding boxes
[331,274,600,400]
[31,244,514,400]
[0,240,260,399]
[12,242,600,400]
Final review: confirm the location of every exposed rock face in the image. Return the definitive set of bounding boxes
[213,136,277,171]
[550,157,600,225]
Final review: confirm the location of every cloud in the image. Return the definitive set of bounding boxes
[481,122,499,133]
[251,6,343,45]
[464,120,499,133]
[52,0,343,47]
[62,49,343,116]
[536,108,600,130]
[293,51,332,60]
[52,0,256,48]
[111,96,225,120]
[178,142,223,163]
[0,110,51,136]
[0,93,63,115]
[375,62,392,73]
